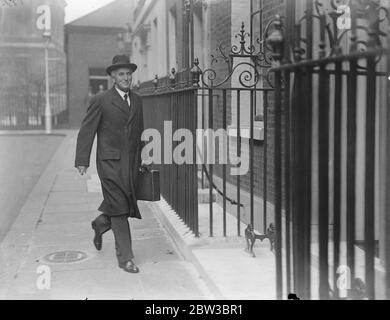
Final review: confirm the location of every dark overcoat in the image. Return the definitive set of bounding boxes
[75,86,144,219]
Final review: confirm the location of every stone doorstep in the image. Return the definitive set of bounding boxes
[198,188,216,204]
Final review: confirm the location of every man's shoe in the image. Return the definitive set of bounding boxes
[119,260,139,273]
[91,221,102,251]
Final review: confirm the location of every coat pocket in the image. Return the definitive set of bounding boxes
[100,150,121,160]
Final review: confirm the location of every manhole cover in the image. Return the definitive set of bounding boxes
[43,250,87,264]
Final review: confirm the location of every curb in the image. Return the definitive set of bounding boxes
[148,199,225,300]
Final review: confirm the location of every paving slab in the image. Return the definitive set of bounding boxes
[192,248,276,300]
[151,198,277,300]
[8,268,145,300]
[43,202,99,214]
[0,131,213,300]
[45,191,100,206]
[139,261,210,300]
[37,211,98,226]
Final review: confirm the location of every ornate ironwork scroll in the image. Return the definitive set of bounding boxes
[198,21,274,89]
[270,0,389,65]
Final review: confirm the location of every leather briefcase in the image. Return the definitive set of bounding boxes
[136,168,160,201]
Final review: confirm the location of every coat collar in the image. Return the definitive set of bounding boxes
[109,86,138,126]
[110,86,130,116]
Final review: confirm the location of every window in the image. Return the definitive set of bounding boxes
[88,68,108,95]
[193,4,203,70]
[168,7,177,72]
[250,0,265,120]
[151,17,158,77]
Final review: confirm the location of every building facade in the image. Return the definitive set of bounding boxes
[0,0,67,129]
[65,0,137,128]
[131,0,390,299]
[130,0,280,235]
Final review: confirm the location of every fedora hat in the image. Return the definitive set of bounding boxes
[106,54,137,75]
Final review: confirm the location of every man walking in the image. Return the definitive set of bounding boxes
[75,55,145,273]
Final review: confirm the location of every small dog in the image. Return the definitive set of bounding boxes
[245,224,267,257]
[245,223,276,257]
[266,223,276,252]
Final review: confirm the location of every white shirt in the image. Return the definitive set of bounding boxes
[115,87,131,108]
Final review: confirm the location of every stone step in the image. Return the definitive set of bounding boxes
[198,188,216,203]
[198,169,210,188]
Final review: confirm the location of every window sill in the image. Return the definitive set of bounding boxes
[227,121,264,141]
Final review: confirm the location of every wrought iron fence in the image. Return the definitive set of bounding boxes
[138,16,275,239]
[139,74,199,236]
[266,0,390,300]
[0,92,43,129]
[137,0,390,300]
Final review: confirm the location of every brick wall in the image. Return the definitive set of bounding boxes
[209,0,231,85]
[133,0,288,218]
[209,0,287,210]
[260,0,287,208]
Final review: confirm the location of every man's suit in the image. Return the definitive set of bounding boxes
[75,86,144,263]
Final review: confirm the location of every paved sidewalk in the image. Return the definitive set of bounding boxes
[0,131,213,300]
[152,200,276,300]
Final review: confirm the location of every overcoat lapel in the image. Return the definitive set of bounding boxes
[110,87,131,117]
[123,90,141,216]
[127,91,138,126]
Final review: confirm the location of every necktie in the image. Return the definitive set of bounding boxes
[123,93,130,107]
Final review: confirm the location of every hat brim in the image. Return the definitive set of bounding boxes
[106,63,137,75]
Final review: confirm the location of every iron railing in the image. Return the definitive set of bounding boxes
[138,12,275,239]
[137,0,389,301]
[139,76,199,236]
[197,86,273,237]
[266,0,390,300]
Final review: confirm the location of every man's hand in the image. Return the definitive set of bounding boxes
[141,158,152,167]
[139,158,152,173]
[77,166,88,175]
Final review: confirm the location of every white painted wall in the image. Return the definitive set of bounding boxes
[167,7,178,72]
[131,0,167,83]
